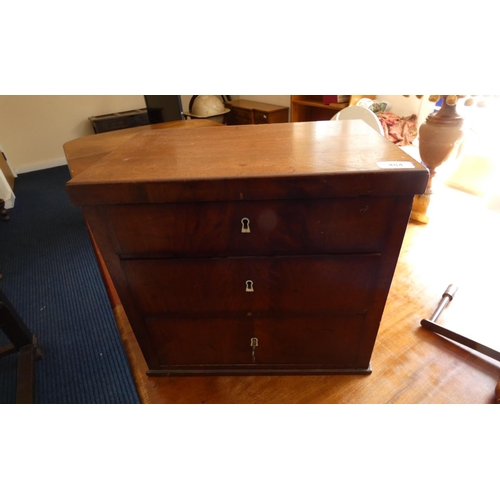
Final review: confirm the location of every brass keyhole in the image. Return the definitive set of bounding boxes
[250,337,258,363]
[245,280,254,292]
[241,218,251,233]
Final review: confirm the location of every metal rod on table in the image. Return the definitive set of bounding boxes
[429,284,458,322]
[421,284,500,363]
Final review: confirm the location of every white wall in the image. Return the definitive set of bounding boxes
[0,95,146,173]
[1,95,228,173]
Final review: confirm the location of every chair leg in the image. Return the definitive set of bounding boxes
[0,290,42,403]
[0,199,9,221]
[1,198,8,278]
[16,337,39,404]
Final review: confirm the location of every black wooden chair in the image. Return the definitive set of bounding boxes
[0,289,42,403]
[0,198,7,280]
[1,203,42,404]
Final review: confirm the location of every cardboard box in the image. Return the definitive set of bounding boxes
[323,95,350,105]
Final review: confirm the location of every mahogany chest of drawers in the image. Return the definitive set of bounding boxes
[66,121,428,376]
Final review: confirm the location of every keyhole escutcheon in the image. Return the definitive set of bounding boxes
[250,337,259,363]
[245,280,254,292]
[241,218,251,233]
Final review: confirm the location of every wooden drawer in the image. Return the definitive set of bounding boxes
[252,315,366,365]
[253,109,288,124]
[225,100,289,126]
[121,254,380,314]
[146,314,367,368]
[107,197,394,257]
[228,108,253,125]
[253,110,270,124]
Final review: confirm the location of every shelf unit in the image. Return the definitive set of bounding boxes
[290,96,349,122]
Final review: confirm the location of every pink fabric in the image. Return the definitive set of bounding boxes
[377,112,418,146]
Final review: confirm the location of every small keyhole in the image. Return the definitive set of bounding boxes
[246,280,254,292]
[241,218,250,233]
[250,337,258,363]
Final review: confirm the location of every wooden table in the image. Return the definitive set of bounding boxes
[64,122,500,403]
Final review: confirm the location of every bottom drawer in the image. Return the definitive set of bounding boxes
[145,313,367,369]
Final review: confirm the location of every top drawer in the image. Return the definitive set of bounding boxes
[105,197,394,257]
[253,110,270,124]
[253,109,288,124]
[228,107,253,125]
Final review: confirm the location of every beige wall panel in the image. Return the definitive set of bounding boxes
[0,95,146,173]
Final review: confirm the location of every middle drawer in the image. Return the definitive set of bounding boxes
[121,254,380,315]
[106,197,394,257]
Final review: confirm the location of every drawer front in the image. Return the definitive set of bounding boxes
[252,110,269,124]
[252,109,288,124]
[147,316,252,365]
[229,108,253,125]
[121,254,380,314]
[253,315,365,365]
[146,314,366,367]
[264,108,288,124]
[107,197,393,257]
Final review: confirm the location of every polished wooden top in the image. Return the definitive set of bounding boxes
[66,120,428,205]
[63,119,221,179]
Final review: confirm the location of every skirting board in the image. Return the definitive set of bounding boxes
[14,158,68,175]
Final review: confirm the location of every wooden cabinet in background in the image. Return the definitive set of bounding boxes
[225,99,289,125]
[88,108,150,134]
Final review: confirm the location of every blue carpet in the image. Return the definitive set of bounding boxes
[0,166,140,403]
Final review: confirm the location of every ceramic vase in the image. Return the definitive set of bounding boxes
[418,97,466,193]
[411,97,466,223]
